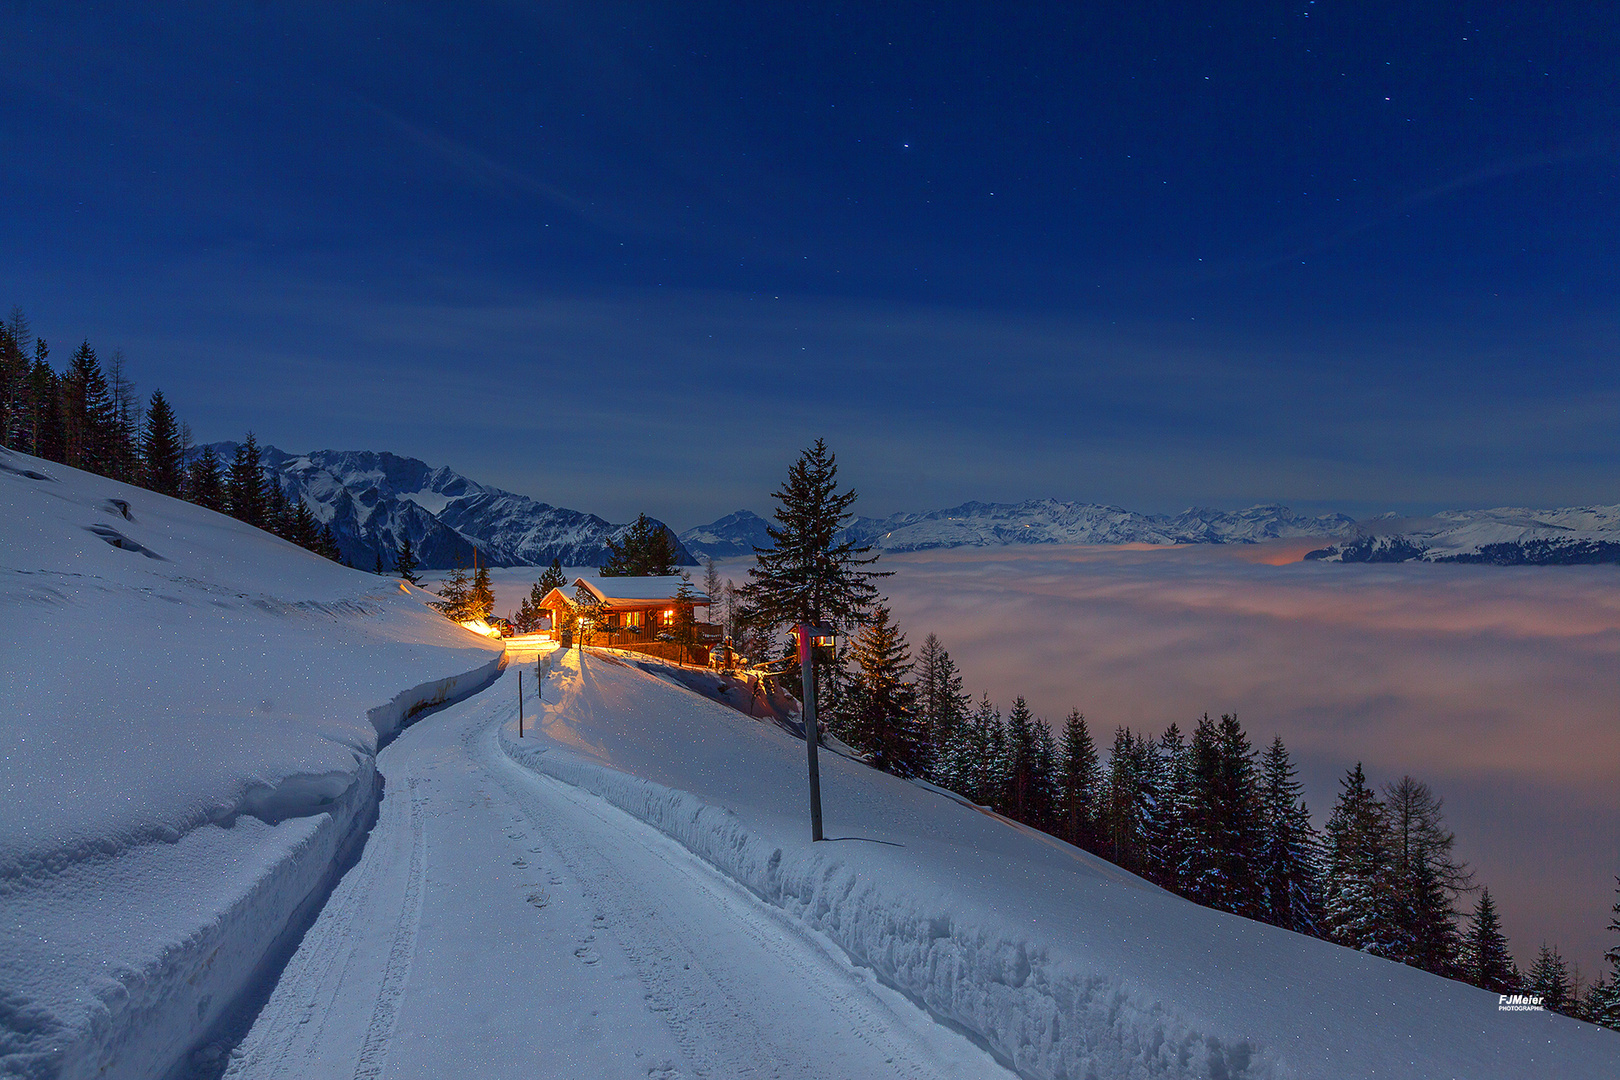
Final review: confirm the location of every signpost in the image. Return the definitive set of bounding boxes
[518,670,524,738]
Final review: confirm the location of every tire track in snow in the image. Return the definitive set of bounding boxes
[479,722,971,1080]
[351,777,428,1080]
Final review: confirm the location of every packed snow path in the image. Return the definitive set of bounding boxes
[225,660,1011,1080]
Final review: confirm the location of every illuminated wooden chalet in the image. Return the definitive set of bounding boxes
[537,574,716,646]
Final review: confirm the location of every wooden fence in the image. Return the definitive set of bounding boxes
[608,641,711,667]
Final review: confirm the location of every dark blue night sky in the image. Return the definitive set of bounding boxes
[2,3,1615,527]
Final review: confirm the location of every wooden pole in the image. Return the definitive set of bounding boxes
[518,670,524,738]
[798,624,823,842]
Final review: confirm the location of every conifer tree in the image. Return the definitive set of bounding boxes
[435,566,477,622]
[738,439,886,632]
[1459,887,1518,993]
[264,472,292,539]
[572,581,607,646]
[394,536,420,584]
[967,695,1004,809]
[838,605,924,775]
[105,349,140,483]
[138,389,184,496]
[1056,710,1103,852]
[1383,775,1468,974]
[1148,723,1193,893]
[1258,736,1321,934]
[0,319,24,450]
[28,341,65,462]
[601,513,680,576]
[536,558,567,594]
[1031,715,1058,832]
[1527,944,1572,1015]
[472,562,496,621]
[1104,727,1155,876]
[227,433,266,527]
[288,498,321,552]
[1587,878,1620,1030]
[915,634,969,764]
[671,577,698,645]
[63,341,114,473]
[186,446,226,512]
[1322,763,1397,954]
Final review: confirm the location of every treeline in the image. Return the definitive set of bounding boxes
[0,308,340,561]
[756,608,1620,1026]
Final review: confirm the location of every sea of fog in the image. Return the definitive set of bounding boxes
[472,546,1620,981]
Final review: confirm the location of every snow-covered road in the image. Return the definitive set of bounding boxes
[225,663,1011,1080]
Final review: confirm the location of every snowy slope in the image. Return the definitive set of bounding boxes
[0,446,504,1080]
[680,501,1359,559]
[211,445,694,571]
[225,650,1009,1080]
[1306,505,1620,564]
[501,648,1619,1079]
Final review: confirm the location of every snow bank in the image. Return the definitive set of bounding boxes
[502,648,1620,1079]
[0,448,504,1080]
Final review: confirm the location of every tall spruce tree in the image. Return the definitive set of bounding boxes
[1588,878,1620,1030]
[394,536,420,584]
[435,566,477,622]
[1459,887,1517,993]
[1104,727,1155,876]
[472,562,496,621]
[838,604,925,775]
[227,434,266,527]
[63,341,115,474]
[915,634,969,765]
[29,343,65,463]
[0,319,24,450]
[738,440,886,633]
[1527,944,1572,1014]
[1148,723,1193,894]
[1258,736,1321,934]
[186,446,226,511]
[138,389,183,496]
[1056,710,1103,852]
[288,498,322,553]
[1322,763,1397,954]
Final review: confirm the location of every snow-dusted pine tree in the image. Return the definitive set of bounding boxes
[838,604,925,775]
[1458,887,1518,993]
[1322,763,1397,955]
[1056,710,1103,853]
[1527,944,1572,1015]
[1258,736,1321,935]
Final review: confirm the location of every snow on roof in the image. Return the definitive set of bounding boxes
[571,574,709,604]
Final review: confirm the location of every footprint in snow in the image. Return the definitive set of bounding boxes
[574,944,600,965]
[526,890,549,909]
[512,858,528,868]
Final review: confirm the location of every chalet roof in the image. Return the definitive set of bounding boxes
[540,574,709,608]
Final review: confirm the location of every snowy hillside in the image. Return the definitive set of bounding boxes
[214,445,694,571]
[1306,505,1620,564]
[680,501,1359,559]
[491,649,1618,1079]
[0,446,504,1080]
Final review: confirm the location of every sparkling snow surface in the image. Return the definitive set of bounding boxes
[0,448,503,1080]
[489,649,1615,1078]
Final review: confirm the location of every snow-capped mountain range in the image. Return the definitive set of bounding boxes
[1304,505,1620,564]
[212,443,1620,568]
[681,500,1620,565]
[679,501,1361,559]
[212,445,695,571]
